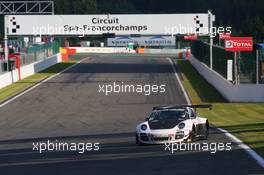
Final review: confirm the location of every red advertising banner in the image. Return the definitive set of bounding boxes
[219,33,231,40]
[184,35,198,41]
[225,37,253,52]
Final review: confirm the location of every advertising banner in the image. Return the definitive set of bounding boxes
[107,36,175,46]
[225,37,253,52]
[219,33,231,40]
[184,35,198,40]
[227,59,233,81]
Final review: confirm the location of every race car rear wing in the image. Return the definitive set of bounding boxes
[153,104,212,111]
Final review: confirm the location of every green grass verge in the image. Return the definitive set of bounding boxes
[0,62,76,103]
[177,60,264,157]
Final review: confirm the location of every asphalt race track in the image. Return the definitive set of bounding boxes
[0,55,263,174]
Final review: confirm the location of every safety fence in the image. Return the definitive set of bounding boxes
[191,40,261,84]
[20,41,60,65]
[0,41,60,74]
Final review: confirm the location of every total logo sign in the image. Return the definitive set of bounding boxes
[225,37,253,52]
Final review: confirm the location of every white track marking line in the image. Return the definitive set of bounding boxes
[167,58,191,105]
[217,127,264,168]
[168,57,264,169]
[0,58,87,108]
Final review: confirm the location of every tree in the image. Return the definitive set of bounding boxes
[242,16,264,42]
[55,0,97,14]
[97,0,138,14]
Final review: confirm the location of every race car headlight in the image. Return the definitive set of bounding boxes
[141,124,148,131]
[178,123,185,129]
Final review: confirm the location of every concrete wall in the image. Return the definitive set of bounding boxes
[0,54,62,89]
[189,56,264,102]
[144,49,182,54]
[70,47,136,53]
[68,47,183,55]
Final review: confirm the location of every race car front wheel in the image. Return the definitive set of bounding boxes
[196,121,209,140]
[189,126,197,142]
[136,133,143,146]
[200,121,209,140]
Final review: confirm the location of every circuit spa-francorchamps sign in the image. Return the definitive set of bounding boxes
[6,14,209,36]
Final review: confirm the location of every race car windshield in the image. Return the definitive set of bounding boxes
[149,110,188,121]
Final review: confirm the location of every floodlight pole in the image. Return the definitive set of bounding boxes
[256,49,259,84]
[237,51,241,85]
[4,15,8,70]
[234,52,238,85]
[208,10,215,70]
[210,35,213,69]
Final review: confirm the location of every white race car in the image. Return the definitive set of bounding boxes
[136,105,212,145]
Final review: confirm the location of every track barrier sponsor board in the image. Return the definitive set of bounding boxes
[219,33,231,40]
[225,37,253,52]
[184,35,198,41]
